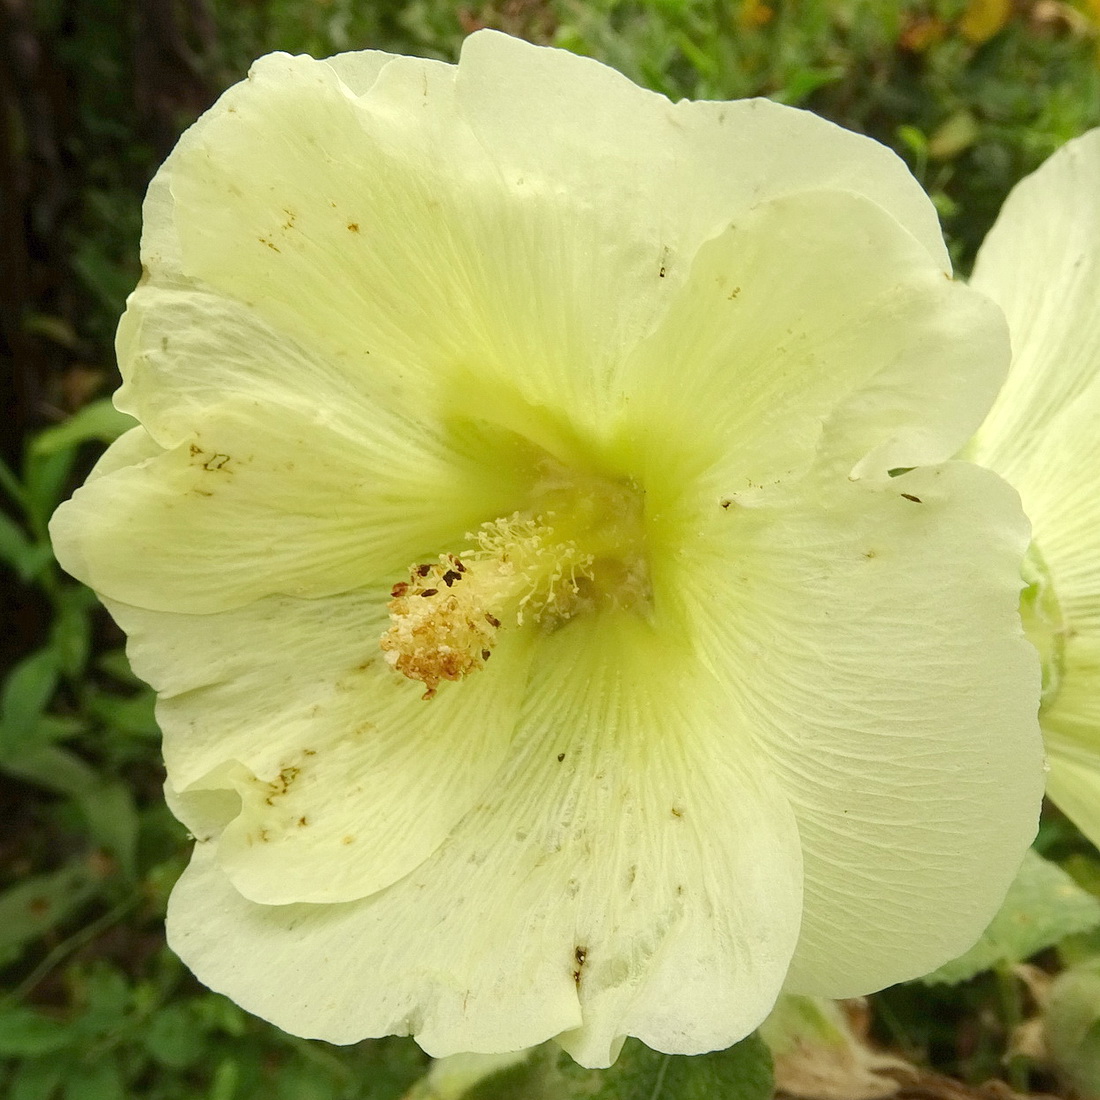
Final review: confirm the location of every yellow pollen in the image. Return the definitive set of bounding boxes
[380,516,594,699]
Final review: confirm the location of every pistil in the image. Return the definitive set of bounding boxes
[381,468,650,699]
[381,515,594,699]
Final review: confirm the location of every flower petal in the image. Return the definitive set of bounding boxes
[677,460,1042,995]
[84,424,163,482]
[455,31,949,270]
[619,188,1007,506]
[969,130,1100,487]
[167,612,802,1067]
[147,34,948,464]
[111,590,532,903]
[968,131,1100,620]
[50,396,532,614]
[153,51,465,400]
[995,389,1100,637]
[1043,631,1100,850]
[967,129,1100,852]
[1046,741,1100,854]
[319,48,396,96]
[114,284,424,449]
[136,48,394,286]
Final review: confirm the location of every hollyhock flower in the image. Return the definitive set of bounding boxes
[967,129,1100,850]
[49,31,1042,1068]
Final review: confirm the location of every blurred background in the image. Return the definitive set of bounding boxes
[3,2,1100,1098]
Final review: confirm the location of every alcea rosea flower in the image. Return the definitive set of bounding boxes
[968,130,1100,850]
[50,32,1043,1068]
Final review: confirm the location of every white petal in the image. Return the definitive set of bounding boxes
[1043,632,1100,850]
[167,612,802,1067]
[1046,740,1100,853]
[136,48,396,283]
[84,424,163,482]
[994,392,1100,641]
[114,285,424,450]
[153,52,464,406]
[677,461,1042,994]
[970,129,1100,486]
[50,397,530,614]
[112,591,532,903]
[319,49,397,96]
[144,36,948,465]
[618,188,1007,506]
[969,131,1100,622]
[968,129,1100,852]
[456,31,949,270]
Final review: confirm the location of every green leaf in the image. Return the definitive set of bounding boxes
[49,585,99,677]
[896,125,928,157]
[9,1057,66,1100]
[0,1007,73,1056]
[31,401,136,458]
[34,714,86,743]
[1062,852,1100,899]
[466,1036,773,1100]
[142,1004,205,1069]
[923,850,1100,984]
[0,743,101,797]
[88,690,159,739]
[0,862,99,968]
[209,1060,240,1100]
[0,512,51,582]
[22,448,77,535]
[274,1059,340,1100]
[76,781,139,879]
[928,110,980,161]
[75,964,131,1037]
[358,1036,432,1099]
[61,1055,125,1100]
[194,993,248,1038]
[95,650,141,686]
[1045,961,1100,1100]
[405,1052,529,1100]
[0,649,61,753]
[772,66,844,106]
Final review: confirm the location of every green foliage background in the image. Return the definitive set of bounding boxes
[3,1,1100,1097]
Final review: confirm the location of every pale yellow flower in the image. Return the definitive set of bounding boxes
[50,32,1042,1067]
[968,129,1100,851]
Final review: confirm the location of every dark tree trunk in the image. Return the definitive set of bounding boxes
[0,0,72,466]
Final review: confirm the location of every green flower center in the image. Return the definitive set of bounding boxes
[381,460,650,698]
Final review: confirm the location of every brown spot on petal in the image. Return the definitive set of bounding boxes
[573,945,588,984]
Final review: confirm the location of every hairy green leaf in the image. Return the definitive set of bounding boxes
[923,850,1100,984]
[467,1036,773,1100]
